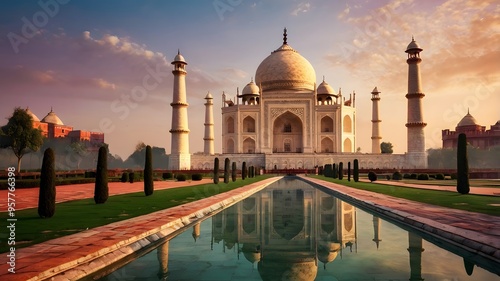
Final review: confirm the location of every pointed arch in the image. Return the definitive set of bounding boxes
[226,138,235,153]
[321,137,334,153]
[273,111,303,153]
[321,116,334,133]
[343,138,352,152]
[243,116,255,133]
[343,115,352,133]
[227,117,234,134]
[243,137,256,153]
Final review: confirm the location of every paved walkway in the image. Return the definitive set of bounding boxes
[358,178,500,196]
[0,177,499,280]
[0,179,213,212]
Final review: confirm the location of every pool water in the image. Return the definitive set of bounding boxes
[96,177,499,281]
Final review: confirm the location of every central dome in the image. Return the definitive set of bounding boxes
[255,31,316,92]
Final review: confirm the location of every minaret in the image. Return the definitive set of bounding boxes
[169,50,191,170]
[372,215,382,249]
[407,232,425,281]
[405,37,427,168]
[203,92,215,155]
[371,87,382,154]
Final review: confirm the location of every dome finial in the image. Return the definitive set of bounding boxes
[283,27,287,45]
[322,75,325,82]
[412,35,414,41]
[467,107,470,114]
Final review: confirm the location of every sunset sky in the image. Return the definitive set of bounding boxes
[1,0,498,159]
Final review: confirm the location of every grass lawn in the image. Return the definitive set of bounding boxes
[309,175,500,217]
[0,175,271,253]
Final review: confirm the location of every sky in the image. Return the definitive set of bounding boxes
[0,0,498,160]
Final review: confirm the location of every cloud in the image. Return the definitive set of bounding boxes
[326,0,500,93]
[93,78,116,91]
[337,4,350,19]
[291,2,311,16]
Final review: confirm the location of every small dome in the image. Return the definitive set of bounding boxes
[172,50,186,64]
[205,92,213,99]
[405,37,423,53]
[41,108,64,125]
[372,87,380,93]
[25,107,40,122]
[317,80,336,96]
[457,111,478,127]
[241,79,260,96]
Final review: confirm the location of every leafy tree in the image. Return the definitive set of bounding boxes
[38,148,56,218]
[213,157,219,184]
[144,145,154,196]
[224,158,230,183]
[380,142,393,154]
[368,171,377,182]
[231,162,237,182]
[94,146,109,204]
[353,159,359,182]
[0,107,43,171]
[457,133,470,194]
[242,161,247,180]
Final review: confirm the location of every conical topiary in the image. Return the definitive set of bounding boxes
[213,157,219,184]
[144,145,154,196]
[457,133,470,194]
[38,148,56,218]
[94,146,108,204]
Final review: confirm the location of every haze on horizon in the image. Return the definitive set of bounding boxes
[0,0,498,160]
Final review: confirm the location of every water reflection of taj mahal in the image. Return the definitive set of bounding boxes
[212,178,357,280]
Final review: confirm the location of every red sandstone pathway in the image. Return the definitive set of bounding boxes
[0,179,212,212]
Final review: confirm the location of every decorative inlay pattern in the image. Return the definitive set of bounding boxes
[270,108,304,119]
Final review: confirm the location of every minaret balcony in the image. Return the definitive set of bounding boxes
[405,122,427,127]
[405,92,425,98]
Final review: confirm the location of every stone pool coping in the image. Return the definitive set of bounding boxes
[0,177,282,281]
[301,176,500,274]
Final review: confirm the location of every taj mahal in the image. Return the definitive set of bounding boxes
[168,29,427,171]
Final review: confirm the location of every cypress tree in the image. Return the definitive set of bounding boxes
[242,161,247,180]
[457,133,470,194]
[353,159,359,182]
[144,145,154,196]
[231,162,237,182]
[213,157,219,184]
[338,162,344,180]
[347,161,351,181]
[94,146,109,204]
[332,163,337,178]
[323,164,332,177]
[38,148,56,218]
[224,158,230,183]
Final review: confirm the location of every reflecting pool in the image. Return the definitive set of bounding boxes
[95,177,500,280]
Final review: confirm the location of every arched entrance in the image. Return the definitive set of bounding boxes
[273,111,303,153]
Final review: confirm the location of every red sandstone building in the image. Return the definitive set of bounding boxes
[442,110,500,149]
[25,107,104,148]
